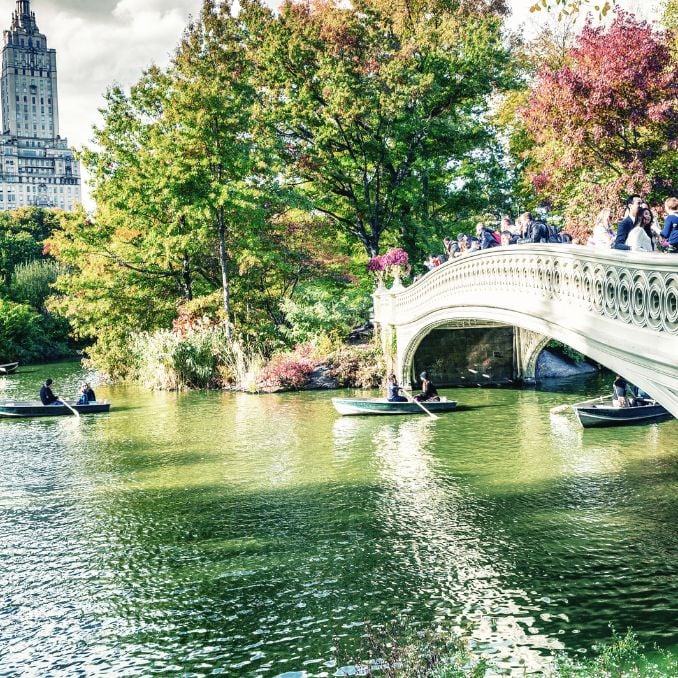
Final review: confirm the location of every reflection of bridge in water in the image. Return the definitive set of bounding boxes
[373,245,678,417]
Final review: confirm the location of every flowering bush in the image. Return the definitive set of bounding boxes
[258,353,317,390]
[367,255,385,272]
[368,248,410,287]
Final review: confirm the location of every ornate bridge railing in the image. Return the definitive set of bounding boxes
[374,245,678,417]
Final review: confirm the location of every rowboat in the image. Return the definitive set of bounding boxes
[0,362,19,375]
[332,397,457,416]
[0,400,111,418]
[574,399,672,428]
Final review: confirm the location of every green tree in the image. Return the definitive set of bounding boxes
[10,259,59,310]
[50,0,361,370]
[48,206,183,364]
[165,0,267,337]
[72,1,270,342]
[0,207,61,287]
[79,70,210,307]
[0,297,70,363]
[250,0,514,257]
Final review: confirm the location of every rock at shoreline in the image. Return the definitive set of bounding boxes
[536,349,598,379]
[306,365,339,390]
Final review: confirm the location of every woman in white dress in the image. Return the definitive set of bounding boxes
[626,207,655,252]
[589,207,616,248]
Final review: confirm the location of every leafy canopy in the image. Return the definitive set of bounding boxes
[520,10,678,225]
[251,0,515,257]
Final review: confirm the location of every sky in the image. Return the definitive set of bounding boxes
[0,0,663,208]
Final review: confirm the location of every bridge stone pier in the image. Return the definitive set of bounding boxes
[373,245,678,417]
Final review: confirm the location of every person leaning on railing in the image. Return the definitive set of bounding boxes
[661,196,678,253]
[627,207,656,252]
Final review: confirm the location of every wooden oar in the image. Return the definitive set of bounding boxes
[550,394,607,415]
[402,388,438,419]
[60,398,80,418]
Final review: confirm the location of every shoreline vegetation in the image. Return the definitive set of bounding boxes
[340,625,678,677]
[84,326,599,393]
[106,323,385,393]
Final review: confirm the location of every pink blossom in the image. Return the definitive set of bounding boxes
[382,248,409,269]
[367,255,385,272]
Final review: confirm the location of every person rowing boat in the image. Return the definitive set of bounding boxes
[39,378,63,406]
[387,374,408,403]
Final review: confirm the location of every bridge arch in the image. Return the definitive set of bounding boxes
[374,245,678,416]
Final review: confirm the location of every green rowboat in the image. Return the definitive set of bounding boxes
[0,400,111,418]
[332,397,457,416]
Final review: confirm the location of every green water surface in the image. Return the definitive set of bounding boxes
[1,362,677,675]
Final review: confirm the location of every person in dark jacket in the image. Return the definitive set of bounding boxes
[521,213,549,243]
[612,375,630,407]
[386,375,407,403]
[414,371,439,402]
[613,194,642,250]
[661,196,678,253]
[39,378,62,406]
[475,222,499,249]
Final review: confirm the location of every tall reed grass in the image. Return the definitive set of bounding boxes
[11,259,59,309]
[128,325,264,391]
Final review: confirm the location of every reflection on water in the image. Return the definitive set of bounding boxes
[1,363,677,675]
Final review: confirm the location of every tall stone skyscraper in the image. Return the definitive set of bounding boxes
[0,0,81,210]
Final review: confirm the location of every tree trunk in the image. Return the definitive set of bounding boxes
[366,233,380,258]
[182,253,193,301]
[216,207,232,339]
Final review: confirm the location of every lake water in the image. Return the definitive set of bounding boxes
[1,362,677,675]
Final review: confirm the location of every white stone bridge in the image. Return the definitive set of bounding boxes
[373,245,678,417]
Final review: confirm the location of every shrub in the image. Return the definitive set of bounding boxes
[91,324,266,391]
[554,628,678,677]
[258,352,317,390]
[83,331,141,382]
[280,285,371,345]
[0,298,71,363]
[338,625,677,677]
[547,340,590,365]
[0,299,41,361]
[327,344,385,388]
[129,325,244,390]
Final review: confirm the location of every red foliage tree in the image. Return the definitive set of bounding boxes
[520,10,678,230]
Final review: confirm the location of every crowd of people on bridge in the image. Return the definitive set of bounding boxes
[593,195,678,253]
[419,194,678,274]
